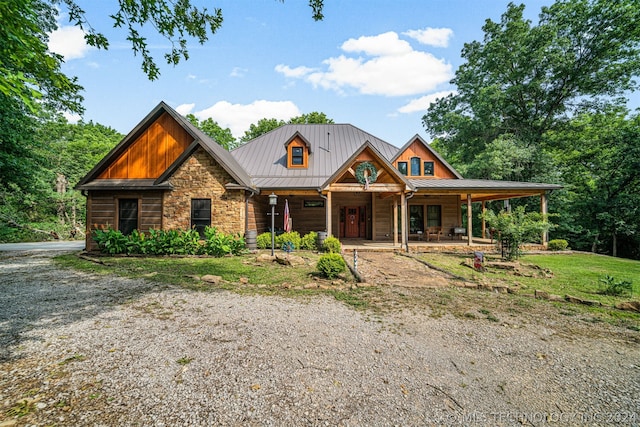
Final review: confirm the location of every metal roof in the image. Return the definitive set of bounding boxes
[408,178,562,191]
[231,124,399,189]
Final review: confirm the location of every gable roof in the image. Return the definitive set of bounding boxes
[76,102,255,192]
[391,134,463,179]
[231,123,399,189]
[321,140,413,191]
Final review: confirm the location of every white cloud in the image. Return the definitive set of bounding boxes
[175,103,195,115]
[191,100,301,138]
[63,111,82,123]
[48,25,91,60]
[398,90,457,114]
[276,31,452,97]
[403,27,454,48]
[230,67,248,78]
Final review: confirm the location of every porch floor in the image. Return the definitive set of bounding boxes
[340,237,503,253]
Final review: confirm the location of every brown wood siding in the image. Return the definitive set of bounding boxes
[374,195,395,240]
[394,139,457,179]
[85,190,164,251]
[286,137,309,168]
[98,113,192,179]
[249,195,326,235]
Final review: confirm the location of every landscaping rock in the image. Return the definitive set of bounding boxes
[535,290,550,300]
[256,254,275,263]
[565,295,602,306]
[201,275,223,285]
[615,301,640,312]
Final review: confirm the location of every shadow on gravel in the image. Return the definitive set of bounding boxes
[0,251,165,362]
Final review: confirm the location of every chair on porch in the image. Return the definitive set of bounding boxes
[426,226,443,242]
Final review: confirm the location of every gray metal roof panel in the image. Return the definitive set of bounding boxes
[231,124,400,181]
[409,179,562,191]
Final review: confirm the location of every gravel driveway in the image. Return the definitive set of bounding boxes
[1,250,639,426]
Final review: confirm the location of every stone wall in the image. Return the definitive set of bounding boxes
[163,147,245,234]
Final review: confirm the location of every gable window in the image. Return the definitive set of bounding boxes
[424,161,434,176]
[118,199,138,235]
[427,205,442,227]
[397,161,408,175]
[410,157,421,176]
[191,199,211,238]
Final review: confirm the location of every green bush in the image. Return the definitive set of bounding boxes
[322,236,341,253]
[256,232,272,249]
[92,227,244,257]
[599,275,633,297]
[276,231,301,251]
[300,231,318,251]
[548,239,569,251]
[316,253,347,279]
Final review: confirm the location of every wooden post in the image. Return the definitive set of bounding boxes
[326,191,332,237]
[481,200,486,239]
[401,192,406,250]
[393,196,398,246]
[541,192,548,246]
[467,194,473,246]
[371,193,376,241]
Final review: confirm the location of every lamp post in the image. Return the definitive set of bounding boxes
[269,193,278,256]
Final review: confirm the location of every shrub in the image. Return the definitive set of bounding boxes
[322,236,341,253]
[300,231,318,251]
[316,253,347,279]
[256,232,272,249]
[202,226,246,256]
[599,275,633,297]
[548,239,569,251]
[93,228,128,254]
[276,231,301,251]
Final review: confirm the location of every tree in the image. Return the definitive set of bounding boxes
[423,0,640,175]
[482,206,554,260]
[185,114,237,150]
[240,112,335,142]
[2,0,326,114]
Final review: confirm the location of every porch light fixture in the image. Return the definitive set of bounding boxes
[269,193,278,256]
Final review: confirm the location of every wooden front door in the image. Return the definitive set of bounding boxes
[345,206,360,238]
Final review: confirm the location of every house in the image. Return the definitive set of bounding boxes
[76,101,561,251]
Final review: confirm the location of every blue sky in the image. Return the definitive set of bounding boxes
[50,0,572,146]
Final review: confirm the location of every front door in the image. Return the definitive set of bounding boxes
[345,206,360,238]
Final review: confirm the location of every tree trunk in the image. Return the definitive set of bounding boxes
[612,232,617,257]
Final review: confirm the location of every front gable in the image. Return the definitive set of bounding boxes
[98,112,193,179]
[391,135,462,179]
[322,141,412,193]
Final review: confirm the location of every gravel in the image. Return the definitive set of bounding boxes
[1,250,639,426]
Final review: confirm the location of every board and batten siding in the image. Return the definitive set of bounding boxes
[86,191,163,251]
[98,112,192,179]
[394,139,457,179]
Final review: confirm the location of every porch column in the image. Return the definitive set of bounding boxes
[393,196,398,246]
[371,193,376,241]
[541,192,548,246]
[400,192,406,249]
[481,200,486,239]
[467,194,473,246]
[326,191,333,237]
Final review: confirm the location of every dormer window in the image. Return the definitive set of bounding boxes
[285,132,310,168]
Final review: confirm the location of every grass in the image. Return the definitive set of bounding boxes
[54,250,640,331]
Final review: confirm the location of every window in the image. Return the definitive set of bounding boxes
[409,205,424,234]
[291,146,304,165]
[397,161,408,175]
[304,200,324,208]
[424,161,434,176]
[410,157,421,176]
[427,205,441,228]
[191,199,211,238]
[118,199,138,235]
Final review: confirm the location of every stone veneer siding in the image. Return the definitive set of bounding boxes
[163,147,245,234]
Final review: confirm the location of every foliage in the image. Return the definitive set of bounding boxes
[185,114,238,150]
[276,231,301,251]
[598,275,633,297]
[482,206,553,260]
[256,232,272,250]
[316,253,347,279]
[240,112,334,142]
[322,236,342,254]
[300,231,318,251]
[547,239,569,251]
[92,226,244,256]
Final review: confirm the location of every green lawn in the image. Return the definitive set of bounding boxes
[55,250,640,330]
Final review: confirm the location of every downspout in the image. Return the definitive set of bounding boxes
[404,191,415,252]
